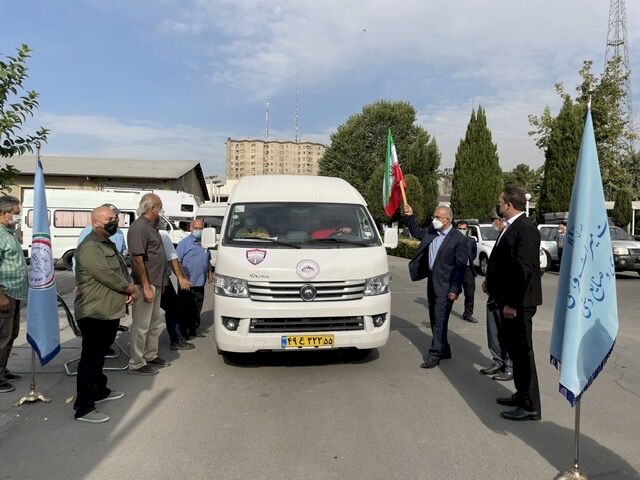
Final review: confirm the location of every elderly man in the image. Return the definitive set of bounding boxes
[74,206,137,423]
[403,204,468,368]
[0,195,28,394]
[176,219,213,339]
[127,193,169,375]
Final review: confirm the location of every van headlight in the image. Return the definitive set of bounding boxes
[214,274,248,297]
[613,246,629,256]
[364,273,391,296]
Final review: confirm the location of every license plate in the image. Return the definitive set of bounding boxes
[281,335,335,349]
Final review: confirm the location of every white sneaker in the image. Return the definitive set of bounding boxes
[76,409,110,423]
[95,391,124,404]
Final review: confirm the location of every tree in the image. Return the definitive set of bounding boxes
[529,58,635,199]
[450,106,503,221]
[0,44,48,191]
[611,187,633,229]
[535,95,583,223]
[319,100,439,211]
[502,163,542,200]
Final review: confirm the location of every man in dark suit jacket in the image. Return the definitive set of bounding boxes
[486,186,543,421]
[404,204,468,369]
[457,221,478,323]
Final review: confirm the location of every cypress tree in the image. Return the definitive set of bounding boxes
[450,106,503,221]
[404,129,440,218]
[536,95,583,223]
[611,187,633,229]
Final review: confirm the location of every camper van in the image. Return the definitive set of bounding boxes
[20,189,189,269]
[209,175,398,355]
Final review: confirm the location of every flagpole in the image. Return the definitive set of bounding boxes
[557,400,587,479]
[15,143,52,407]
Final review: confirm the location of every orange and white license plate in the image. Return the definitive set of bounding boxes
[281,335,335,349]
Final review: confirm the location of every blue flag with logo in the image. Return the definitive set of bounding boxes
[550,109,618,406]
[26,156,60,365]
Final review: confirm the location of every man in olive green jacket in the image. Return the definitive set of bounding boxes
[73,205,138,423]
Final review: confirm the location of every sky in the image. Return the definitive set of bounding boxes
[3,0,640,180]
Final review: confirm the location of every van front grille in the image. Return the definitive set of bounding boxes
[247,280,365,302]
[249,316,365,333]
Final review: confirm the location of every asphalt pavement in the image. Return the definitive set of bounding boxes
[0,258,639,480]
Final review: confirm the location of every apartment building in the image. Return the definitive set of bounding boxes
[225,138,326,180]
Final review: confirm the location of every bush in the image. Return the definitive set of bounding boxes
[387,238,420,259]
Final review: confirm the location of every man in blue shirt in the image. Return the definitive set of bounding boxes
[176,219,212,339]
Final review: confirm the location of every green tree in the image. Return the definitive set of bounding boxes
[319,100,439,211]
[535,95,583,223]
[0,44,49,191]
[502,163,542,200]
[529,58,635,198]
[611,187,633,229]
[450,106,503,221]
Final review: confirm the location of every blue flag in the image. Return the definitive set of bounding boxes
[550,109,619,406]
[26,156,61,365]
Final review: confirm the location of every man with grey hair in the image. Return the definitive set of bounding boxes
[0,195,28,393]
[127,193,169,375]
[404,204,468,369]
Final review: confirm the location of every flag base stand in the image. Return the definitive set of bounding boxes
[556,400,587,480]
[14,350,51,407]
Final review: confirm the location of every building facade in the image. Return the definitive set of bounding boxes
[226,138,326,180]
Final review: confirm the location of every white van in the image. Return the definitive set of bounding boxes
[210,175,398,355]
[196,202,228,268]
[20,189,189,269]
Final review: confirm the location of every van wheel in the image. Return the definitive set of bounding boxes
[479,256,488,277]
[61,250,75,271]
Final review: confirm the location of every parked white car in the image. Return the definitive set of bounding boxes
[468,223,547,276]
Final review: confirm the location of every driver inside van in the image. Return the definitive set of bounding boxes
[235,215,270,239]
[310,214,353,240]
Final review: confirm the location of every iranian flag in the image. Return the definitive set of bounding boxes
[383,128,406,217]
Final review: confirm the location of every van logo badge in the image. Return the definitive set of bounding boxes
[300,284,317,301]
[296,260,319,280]
[246,249,267,265]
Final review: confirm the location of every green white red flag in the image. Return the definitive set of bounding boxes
[383,128,406,217]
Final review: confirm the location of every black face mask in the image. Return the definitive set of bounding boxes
[495,204,503,218]
[104,220,118,236]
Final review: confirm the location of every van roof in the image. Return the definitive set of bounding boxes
[228,175,367,205]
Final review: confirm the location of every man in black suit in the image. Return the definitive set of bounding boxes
[404,204,468,369]
[486,186,543,421]
[457,221,478,323]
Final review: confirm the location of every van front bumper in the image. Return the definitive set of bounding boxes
[213,293,391,353]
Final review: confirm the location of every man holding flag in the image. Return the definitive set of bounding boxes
[0,195,28,394]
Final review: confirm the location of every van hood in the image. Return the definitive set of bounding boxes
[216,246,389,281]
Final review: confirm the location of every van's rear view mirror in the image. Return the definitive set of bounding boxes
[201,227,217,249]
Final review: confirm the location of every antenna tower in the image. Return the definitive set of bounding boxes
[265,101,270,141]
[605,0,634,143]
[295,80,300,143]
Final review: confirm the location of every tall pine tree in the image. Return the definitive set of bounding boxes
[450,106,502,221]
[536,95,583,222]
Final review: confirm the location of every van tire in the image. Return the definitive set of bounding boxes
[61,250,75,271]
[479,255,489,277]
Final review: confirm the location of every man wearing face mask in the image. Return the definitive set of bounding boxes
[456,220,478,323]
[177,219,213,339]
[0,195,28,394]
[73,205,138,422]
[486,186,542,421]
[404,204,468,368]
[73,204,126,272]
[127,193,169,375]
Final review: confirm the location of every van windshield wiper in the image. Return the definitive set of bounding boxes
[233,237,301,249]
[306,237,367,247]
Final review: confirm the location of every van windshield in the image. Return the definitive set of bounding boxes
[223,202,381,248]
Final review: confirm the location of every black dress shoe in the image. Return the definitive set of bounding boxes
[491,371,514,382]
[463,315,479,323]
[480,364,503,375]
[496,396,520,407]
[420,358,439,369]
[440,351,452,360]
[500,407,541,421]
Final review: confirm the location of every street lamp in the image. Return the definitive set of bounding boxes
[525,193,532,217]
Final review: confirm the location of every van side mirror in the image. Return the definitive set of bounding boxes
[201,227,217,249]
[383,227,398,249]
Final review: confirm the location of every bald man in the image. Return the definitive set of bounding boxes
[74,206,138,423]
[127,193,169,375]
[176,219,213,339]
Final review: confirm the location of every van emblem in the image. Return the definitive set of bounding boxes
[296,260,319,280]
[300,284,317,301]
[246,248,267,265]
